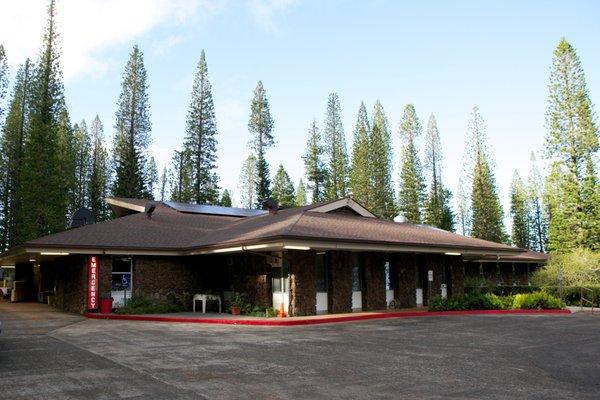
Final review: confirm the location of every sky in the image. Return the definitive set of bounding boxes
[1,0,599,218]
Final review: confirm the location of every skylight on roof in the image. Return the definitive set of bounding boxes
[164,201,267,218]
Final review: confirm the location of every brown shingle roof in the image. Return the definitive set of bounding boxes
[21,198,523,255]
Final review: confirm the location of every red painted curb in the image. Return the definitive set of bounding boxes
[84,308,571,326]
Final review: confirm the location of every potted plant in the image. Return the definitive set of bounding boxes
[229,292,246,315]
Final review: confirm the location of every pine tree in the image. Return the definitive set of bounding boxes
[527,153,548,252]
[303,119,326,203]
[581,155,600,249]
[545,38,599,252]
[248,81,274,207]
[295,179,307,206]
[17,0,70,243]
[271,164,295,208]
[0,60,32,248]
[423,114,454,230]
[456,178,470,236]
[467,108,507,242]
[397,104,425,223]
[370,100,396,219]
[68,120,91,212]
[324,93,348,199]
[510,171,531,248]
[169,150,193,202]
[349,102,371,207]
[88,115,110,221]
[219,189,232,207]
[0,45,8,123]
[112,45,152,199]
[159,166,168,202]
[238,154,257,209]
[147,156,158,200]
[183,50,219,205]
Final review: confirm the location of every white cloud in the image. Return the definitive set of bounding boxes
[0,0,219,81]
[249,0,297,32]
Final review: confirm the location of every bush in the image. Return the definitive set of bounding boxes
[542,286,600,307]
[532,248,600,287]
[115,296,186,314]
[428,291,562,311]
[512,291,563,310]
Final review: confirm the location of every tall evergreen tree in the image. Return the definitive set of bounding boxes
[17,0,70,243]
[324,93,348,199]
[0,45,8,124]
[349,102,371,207]
[69,120,91,212]
[527,152,548,252]
[219,189,232,207]
[248,81,274,207]
[88,115,110,221]
[271,164,295,208]
[159,166,168,202]
[0,60,32,248]
[545,38,599,252]
[303,119,326,203]
[295,179,307,206]
[112,45,152,199]
[238,154,257,209]
[397,104,425,223]
[370,100,396,219]
[169,150,193,202]
[423,114,454,230]
[183,50,219,205]
[510,171,531,248]
[456,178,469,236]
[147,156,158,200]
[467,108,507,242]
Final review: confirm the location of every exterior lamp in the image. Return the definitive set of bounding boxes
[40,252,70,256]
[444,252,461,256]
[283,245,311,250]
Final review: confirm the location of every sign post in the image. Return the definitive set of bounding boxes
[87,256,99,310]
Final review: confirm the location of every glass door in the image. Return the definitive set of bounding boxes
[111,257,132,307]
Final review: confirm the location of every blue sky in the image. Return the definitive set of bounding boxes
[1,0,599,216]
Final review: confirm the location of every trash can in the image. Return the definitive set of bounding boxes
[100,297,113,314]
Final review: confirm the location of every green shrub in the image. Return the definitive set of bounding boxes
[532,248,600,287]
[512,291,563,310]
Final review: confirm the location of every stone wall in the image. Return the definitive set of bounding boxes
[393,253,417,308]
[362,252,386,311]
[232,253,272,308]
[53,255,88,314]
[133,256,200,307]
[420,254,444,306]
[99,256,112,298]
[327,251,352,313]
[448,255,464,298]
[287,250,317,316]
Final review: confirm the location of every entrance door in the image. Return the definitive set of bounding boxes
[271,260,289,314]
[315,253,328,314]
[351,254,362,311]
[111,257,132,307]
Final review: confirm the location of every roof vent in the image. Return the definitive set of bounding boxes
[145,201,156,219]
[261,198,278,214]
[394,214,408,223]
[70,208,96,228]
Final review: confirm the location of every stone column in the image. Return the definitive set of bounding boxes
[362,252,386,311]
[393,253,417,308]
[287,250,317,316]
[421,254,444,306]
[448,255,464,298]
[327,251,352,313]
[99,255,112,299]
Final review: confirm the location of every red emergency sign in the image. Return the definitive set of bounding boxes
[87,256,99,310]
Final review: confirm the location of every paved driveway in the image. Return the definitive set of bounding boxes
[1,302,599,399]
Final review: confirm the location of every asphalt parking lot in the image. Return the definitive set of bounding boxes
[0,302,599,400]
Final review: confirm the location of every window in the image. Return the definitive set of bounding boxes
[111,257,132,291]
[316,253,328,292]
[384,261,391,290]
[352,253,362,292]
